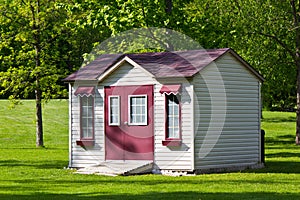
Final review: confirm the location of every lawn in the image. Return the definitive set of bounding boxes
[0,100,299,199]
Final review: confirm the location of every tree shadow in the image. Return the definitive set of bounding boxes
[266,152,299,158]
[0,159,68,169]
[245,160,300,174]
[265,134,295,145]
[262,116,295,123]
[0,191,298,200]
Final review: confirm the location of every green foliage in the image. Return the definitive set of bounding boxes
[0,0,298,110]
[0,100,300,199]
[185,0,297,110]
[0,0,66,100]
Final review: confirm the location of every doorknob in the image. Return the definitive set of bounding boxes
[124,121,128,125]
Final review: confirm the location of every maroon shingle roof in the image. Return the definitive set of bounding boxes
[64,53,122,81]
[64,48,263,82]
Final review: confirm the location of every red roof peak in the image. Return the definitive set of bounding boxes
[64,48,236,82]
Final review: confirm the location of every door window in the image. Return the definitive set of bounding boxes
[108,96,120,126]
[128,95,147,125]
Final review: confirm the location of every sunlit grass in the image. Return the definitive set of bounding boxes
[0,101,299,199]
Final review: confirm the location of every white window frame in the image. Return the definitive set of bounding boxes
[108,95,120,126]
[128,95,148,126]
[166,94,180,139]
[79,96,94,139]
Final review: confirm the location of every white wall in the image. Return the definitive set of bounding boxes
[69,83,104,168]
[153,81,194,171]
[70,62,194,170]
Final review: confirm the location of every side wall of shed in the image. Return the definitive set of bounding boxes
[193,53,262,171]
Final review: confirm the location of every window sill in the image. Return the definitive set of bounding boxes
[162,140,182,146]
[76,140,95,147]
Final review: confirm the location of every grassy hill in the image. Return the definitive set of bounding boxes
[0,100,299,199]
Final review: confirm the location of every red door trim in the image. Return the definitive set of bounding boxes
[104,85,154,160]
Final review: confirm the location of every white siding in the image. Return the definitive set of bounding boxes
[101,63,194,170]
[70,62,194,170]
[193,53,261,170]
[153,82,194,171]
[100,63,156,86]
[69,84,105,168]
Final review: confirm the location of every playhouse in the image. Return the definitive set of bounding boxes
[64,48,264,175]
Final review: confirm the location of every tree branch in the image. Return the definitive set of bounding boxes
[0,10,27,26]
[258,31,295,60]
[290,0,300,58]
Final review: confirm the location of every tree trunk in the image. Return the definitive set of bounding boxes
[291,0,300,145]
[296,60,300,145]
[35,78,44,147]
[34,36,44,147]
[31,0,44,147]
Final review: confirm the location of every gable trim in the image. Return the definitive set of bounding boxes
[97,56,155,82]
[227,49,264,82]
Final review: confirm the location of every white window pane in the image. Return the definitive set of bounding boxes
[80,96,94,139]
[136,105,142,114]
[174,117,179,126]
[141,115,145,123]
[173,129,179,138]
[88,118,93,127]
[168,117,173,126]
[129,96,147,125]
[131,105,136,114]
[137,115,142,123]
[174,105,179,114]
[168,128,174,138]
[166,94,180,139]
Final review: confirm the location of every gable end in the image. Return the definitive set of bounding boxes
[97,56,155,82]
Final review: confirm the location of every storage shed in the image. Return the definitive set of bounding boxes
[64,48,264,175]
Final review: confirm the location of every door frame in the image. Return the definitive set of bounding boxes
[104,85,154,161]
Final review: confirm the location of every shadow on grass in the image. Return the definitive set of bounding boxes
[0,159,68,169]
[262,116,295,123]
[246,160,300,174]
[266,152,299,158]
[265,134,295,145]
[0,191,298,200]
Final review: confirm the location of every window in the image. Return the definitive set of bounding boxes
[80,96,94,140]
[167,94,180,139]
[162,93,181,146]
[109,96,120,126]
[128,95,147,125]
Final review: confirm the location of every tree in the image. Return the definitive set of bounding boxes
[0,0,71,147]
[185,0,300,144]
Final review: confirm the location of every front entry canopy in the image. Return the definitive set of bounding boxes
[159,84,181,95]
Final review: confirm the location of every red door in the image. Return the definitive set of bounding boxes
[104,85,154,160]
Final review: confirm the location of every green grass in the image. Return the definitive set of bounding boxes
[0,101,299,199]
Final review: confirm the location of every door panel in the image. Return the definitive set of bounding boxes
[105,85,154,160]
